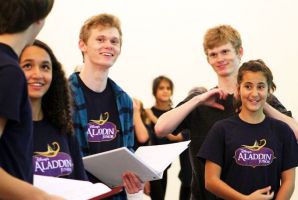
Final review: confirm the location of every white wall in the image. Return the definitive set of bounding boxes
[38,0,298,199]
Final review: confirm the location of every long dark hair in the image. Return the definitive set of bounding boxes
[23,40,74,135]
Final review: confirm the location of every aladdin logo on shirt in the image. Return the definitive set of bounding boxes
[33,142,73,177]
[234,139,276,168]
[87,112,118,142]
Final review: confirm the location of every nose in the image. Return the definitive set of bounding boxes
[217,52,227,62]
[251,87,258,96]
[103,40,114,49]
[31,67,43,78]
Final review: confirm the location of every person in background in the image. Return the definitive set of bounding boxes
[179,87,207,200]
[198,59,298,200]
[155,25,298,200]
[20,40,88,181]
[145,75,183,200]
[69,13,143,199]
[0,0,63,199]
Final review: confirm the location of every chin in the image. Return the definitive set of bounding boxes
[29,93,43,100]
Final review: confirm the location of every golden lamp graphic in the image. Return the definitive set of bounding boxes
[34,142,60,157]
[241,139,266,151]
[90,112,109,125]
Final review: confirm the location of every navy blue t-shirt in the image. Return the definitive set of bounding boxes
[0,43,33,183]
[78,76,123,184]
[33,119,87,180]
[198,115,298,198]
[78,76,122,154]
[149,107,173,145]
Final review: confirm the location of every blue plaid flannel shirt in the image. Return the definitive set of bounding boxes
[69,73,134,200]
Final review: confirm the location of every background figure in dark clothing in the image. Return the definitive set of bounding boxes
[179,87,207,200]
[145,75,183,200]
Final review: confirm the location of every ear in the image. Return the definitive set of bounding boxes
[206,55,211,64]
[78,39,87,52]
[35,19,45,25]
[235,84,241,99]
[238,47,244,58]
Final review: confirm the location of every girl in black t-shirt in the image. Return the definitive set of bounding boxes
[145,75,183,200]
[198,59,298,200]
[19,40,87,181]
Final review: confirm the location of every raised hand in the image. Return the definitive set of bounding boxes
[195,88,228,110]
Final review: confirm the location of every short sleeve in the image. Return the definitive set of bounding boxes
[280,124,298,171]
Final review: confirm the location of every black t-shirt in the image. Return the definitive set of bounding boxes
[0,43,33,183]
[149,107,173,145]
[78,76,122,154]
[174,92,291,200]
[198,115,298,198]
[33,119,87,180]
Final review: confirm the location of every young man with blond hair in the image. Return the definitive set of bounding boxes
[69,13,143,200]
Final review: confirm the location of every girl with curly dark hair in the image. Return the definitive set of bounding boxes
[19,40,87,180]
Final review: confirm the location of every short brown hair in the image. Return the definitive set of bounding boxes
[203,25,242,55]
[0,0,54,34]
[79,13,122,45]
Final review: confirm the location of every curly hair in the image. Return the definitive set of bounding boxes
[27,40,74,135]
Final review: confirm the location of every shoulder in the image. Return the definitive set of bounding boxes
[266,117,292,130]
[266,117,295,138]
[68,72,79,86]
[0,64,23,76]
[0,64,25,89]
[108,78,132,103]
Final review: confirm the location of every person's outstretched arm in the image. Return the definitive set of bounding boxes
[155,88,227,137]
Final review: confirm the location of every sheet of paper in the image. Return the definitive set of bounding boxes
[34,175,111,200]
[135,140,190,172]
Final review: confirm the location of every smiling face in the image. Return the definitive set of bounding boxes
[20,45,52,101]
[206,43,243,78]
[238,71,269,116]
[79,26,121,69]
